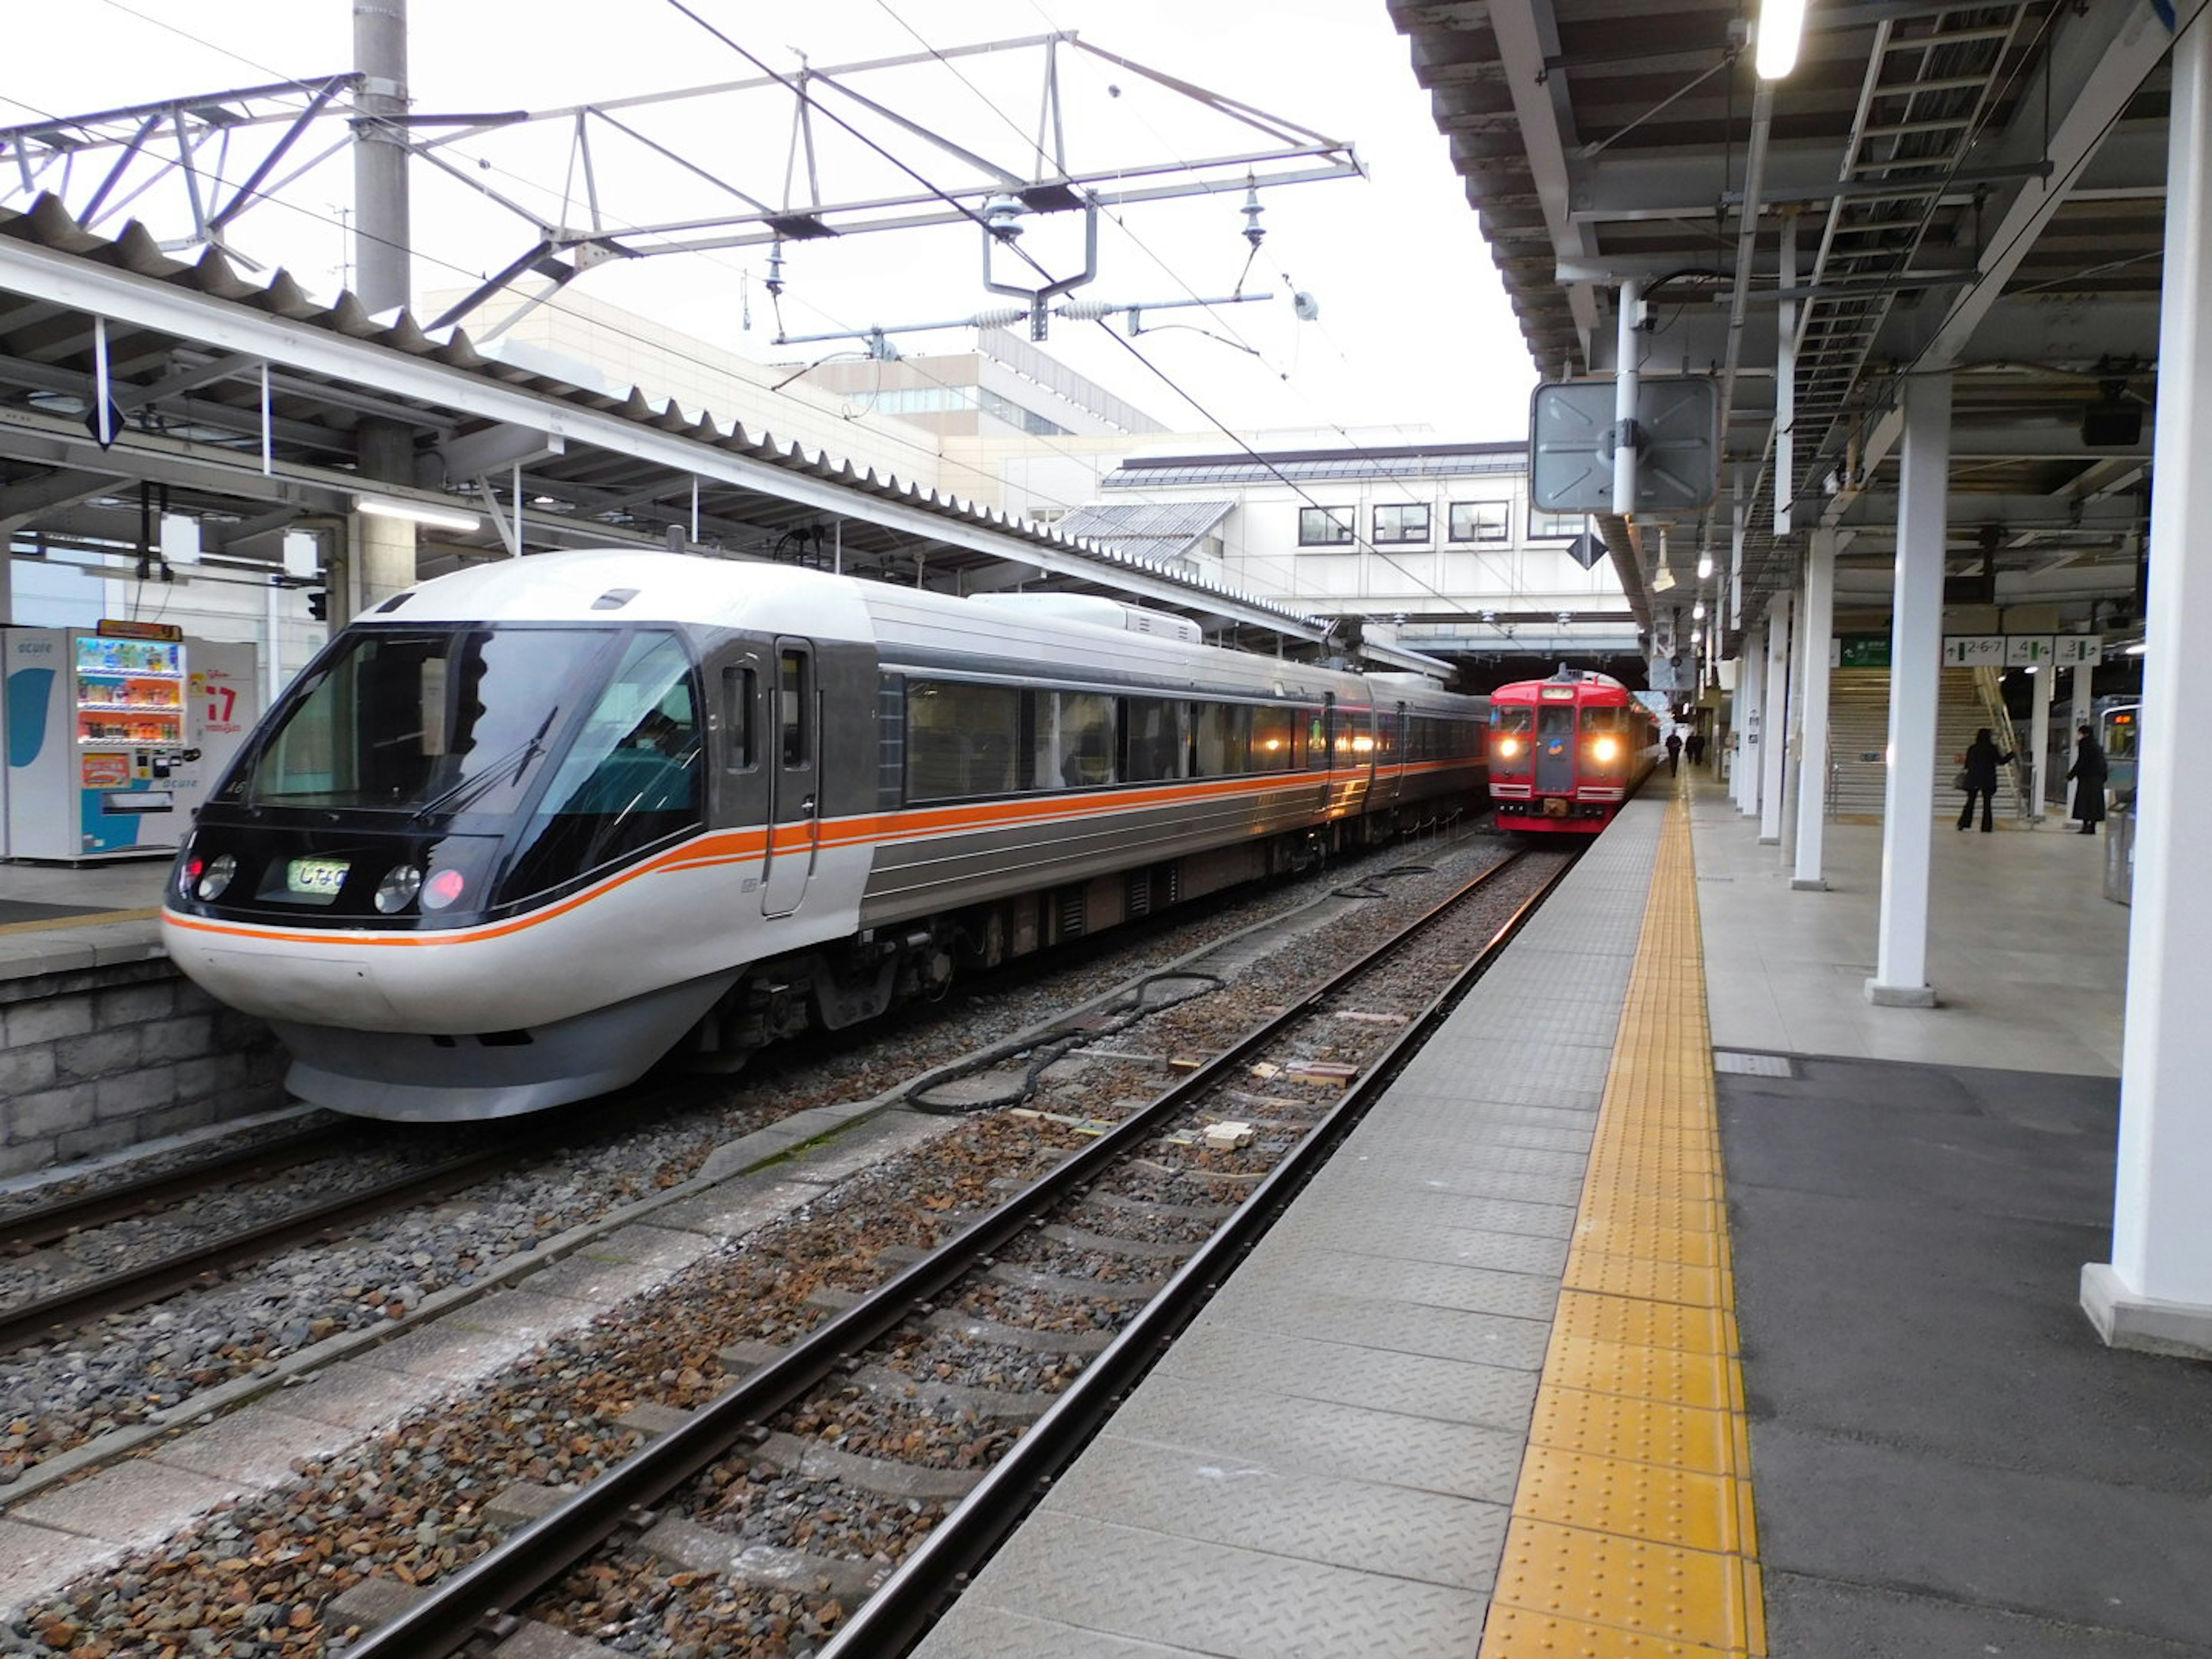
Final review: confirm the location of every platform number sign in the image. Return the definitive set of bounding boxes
[2053,635,2103,666]
[1943,635,2006,666]
[2005,635,2055,666]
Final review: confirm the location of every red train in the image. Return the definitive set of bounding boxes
[1486,669,1660,834]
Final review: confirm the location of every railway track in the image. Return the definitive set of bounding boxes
[339,845,1573,1658]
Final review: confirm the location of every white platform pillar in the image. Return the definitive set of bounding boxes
[2067,662,2094,819]
[2084,16,2212,1360]
[1759,592,1792,845]
[1793,530,1836,889]
[2028,662,2054,820]
[1736,626,1765,816]
[1866,371,1949,1007]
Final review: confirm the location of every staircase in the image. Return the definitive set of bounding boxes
[1825,668,2001,821]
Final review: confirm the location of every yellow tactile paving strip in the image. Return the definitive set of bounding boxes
[1480,792,1767,1657]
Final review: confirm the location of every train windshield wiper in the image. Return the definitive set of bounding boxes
[411,711,557,819]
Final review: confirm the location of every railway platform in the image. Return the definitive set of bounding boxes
[916,775,2204,1659]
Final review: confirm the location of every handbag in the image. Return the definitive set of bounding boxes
[1952,769,1971,791]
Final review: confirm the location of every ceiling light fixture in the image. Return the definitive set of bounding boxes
[354,494,482,534]
[1756,0,1809,78]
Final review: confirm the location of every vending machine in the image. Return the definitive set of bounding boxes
[3,622,252,861]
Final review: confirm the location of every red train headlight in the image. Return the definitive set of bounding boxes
[1497,737,1522,759]
[1591,736,1622,763]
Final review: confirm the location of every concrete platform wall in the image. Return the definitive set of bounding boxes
[0,962,287,1177]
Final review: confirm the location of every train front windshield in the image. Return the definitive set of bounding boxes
[238,627,622,814]
[204,625,707,916]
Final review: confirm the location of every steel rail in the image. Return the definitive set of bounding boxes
[0,1145,524,1357]
[346,847,1561,1659]
[1,1123,355,1255]
[817,851,1575,1657]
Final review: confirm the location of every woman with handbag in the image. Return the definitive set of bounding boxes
[1956,728,2013,833]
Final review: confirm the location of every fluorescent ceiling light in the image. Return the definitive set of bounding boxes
[1696,553,1714,579]
[2125,642,2147,656]
[354,494,481,533]
[1756,0,1808,79]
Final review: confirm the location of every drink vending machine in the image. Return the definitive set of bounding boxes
[3,623,259,861]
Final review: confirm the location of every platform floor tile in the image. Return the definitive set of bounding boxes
[1529,1384,1738,1476]
[916,1602,1226,1659]
[1108,1373,1527,1503]
[1285,1215,1571,1279]
[1041,1434,1509,1591]
[1194,1286,1554,1371]
[1156,1324,1539,1429]
[1228,1246,1562,1323]
[1283,1181,1580,1242]
[927,1510,1488,1659]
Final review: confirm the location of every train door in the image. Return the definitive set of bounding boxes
[1535,700,1577,794]
[1376,702,1407,808]
[761,641,819,918]
[713,645,770,891]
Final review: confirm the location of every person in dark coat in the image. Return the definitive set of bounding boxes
[1665,729,1683,775]
[1686,730,1707,767]
[1957,727,2013,833]
[2067,724,2109,835]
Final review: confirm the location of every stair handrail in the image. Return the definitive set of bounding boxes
[1970,665,2033,817]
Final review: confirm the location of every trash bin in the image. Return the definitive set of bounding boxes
[2104,804,2133,906]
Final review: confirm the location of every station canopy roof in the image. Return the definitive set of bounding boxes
[1391,0,2176,642]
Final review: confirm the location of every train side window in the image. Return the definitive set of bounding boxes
[778,649,811,771]
[1193,702,1249,777]
[1251,704,1294,771]
[721,667,756,770]
[907,679,1021,801]
[1044,691,1116,788]
[1304,704,1332,770]
[1123,696,1187,782]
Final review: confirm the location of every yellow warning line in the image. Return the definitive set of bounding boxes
[0,905,158,936]
[1480,793,1767,1658]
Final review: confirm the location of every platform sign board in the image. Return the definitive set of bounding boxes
[1530,376,1720,515]
[1838,634,1891,669]
[2054,635,2104,666]
[2005,635,2055,666]
[1944,635,2007,666]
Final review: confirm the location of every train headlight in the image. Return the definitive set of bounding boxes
[195,853,237,902]
[374,863,423,915]
[1592,736,1622,763]
[421,868,468,911]
[1497,737,1522,759]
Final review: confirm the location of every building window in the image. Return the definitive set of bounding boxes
[1528,505,1585,540]
[1449,500,1510,541]
[1372,503,1431,544]
[1298,507,1354,546]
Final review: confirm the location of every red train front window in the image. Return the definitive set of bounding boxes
[1490,705,1534,771]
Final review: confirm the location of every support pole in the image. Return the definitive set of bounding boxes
[351,0,411,316]
[1793,528,1835,888]
[1759,592,1791,845]
[2028,662,2054,820]
[1866,372,1949,1007]
[1736,625,1765,816]
[1612,279,1641,520]
[2084,16,2212,1358]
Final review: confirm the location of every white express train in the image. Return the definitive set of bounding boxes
[161,551,1489,1120]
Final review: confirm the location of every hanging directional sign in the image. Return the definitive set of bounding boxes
[1529,376,1720,515]
[83,400,125,449]
[1565,531,1608,570]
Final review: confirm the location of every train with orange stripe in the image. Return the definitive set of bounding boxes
[1484,668,1660,834]
[162,550,1489,1120]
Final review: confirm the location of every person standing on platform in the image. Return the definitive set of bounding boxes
[1956,727,2013,834]
[1686,729,1707,767]
[2067,724,2109,836]
[1665,729,1683,776]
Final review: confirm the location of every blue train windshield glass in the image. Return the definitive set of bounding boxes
[239,627,618,812]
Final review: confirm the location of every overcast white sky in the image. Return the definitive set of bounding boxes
[3,0,1536,446]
